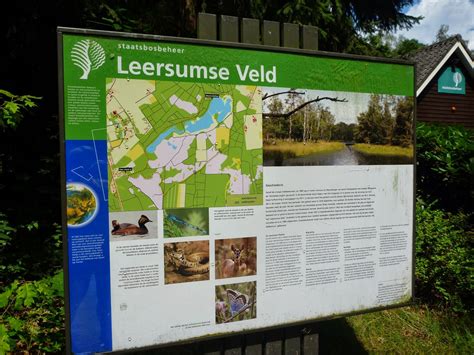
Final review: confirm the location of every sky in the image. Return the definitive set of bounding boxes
[397,0,474,49]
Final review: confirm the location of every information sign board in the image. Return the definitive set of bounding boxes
[58,27,415,353]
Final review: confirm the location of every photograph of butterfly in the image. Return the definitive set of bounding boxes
[215,281,256,324]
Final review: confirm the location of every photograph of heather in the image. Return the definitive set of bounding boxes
[163,207,209,238]
[262,87,414,166]
[215,237,257,279]
[215,281,256,324]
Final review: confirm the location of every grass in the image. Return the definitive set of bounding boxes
[135,305,472,354]
[264,140,345,157]
[353,143,413,158]
[345,305,474,354]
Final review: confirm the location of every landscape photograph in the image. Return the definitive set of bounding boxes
[262,87,414,166]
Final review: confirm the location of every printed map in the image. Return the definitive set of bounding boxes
[106,78,263,211]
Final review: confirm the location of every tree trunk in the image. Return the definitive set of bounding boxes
[179,0,197,37]
[289,117,292,141]
[303,110,306,143]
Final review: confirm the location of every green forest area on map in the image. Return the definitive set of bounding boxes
[106,79,263,211]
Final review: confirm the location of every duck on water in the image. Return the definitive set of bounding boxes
[111,215,152,236]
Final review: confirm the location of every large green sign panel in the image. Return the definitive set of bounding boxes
[60,29,415,354]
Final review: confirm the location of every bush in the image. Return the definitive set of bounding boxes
[415,198,473,313]
[0,213,62,287]
[0,212,64,352]
[0,271,64,353]
[416,123,474,212]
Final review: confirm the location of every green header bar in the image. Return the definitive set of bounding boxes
[61,32,414,139]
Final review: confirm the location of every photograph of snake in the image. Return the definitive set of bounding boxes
[215,237,257,279]
[163,208,209,238]
[215,281,256,324]
[164,241,210,284]
[109,211,157,242]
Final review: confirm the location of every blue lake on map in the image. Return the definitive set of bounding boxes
[146,127,182,153]
[146,97,232,153]
[184,97,231,133]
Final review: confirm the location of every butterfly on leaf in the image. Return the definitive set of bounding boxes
[226,289,251,316]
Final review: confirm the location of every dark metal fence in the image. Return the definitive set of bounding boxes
[139,324,320,354]
[197,13,318,50]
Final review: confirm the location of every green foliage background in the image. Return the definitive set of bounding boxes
[415,198,473,313]
[0,272,64,353]
[415,123,473,313]
[416,123,474,212]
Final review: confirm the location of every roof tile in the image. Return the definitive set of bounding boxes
[407,35,471,89]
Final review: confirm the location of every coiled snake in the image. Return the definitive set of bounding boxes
[167,250,209,275]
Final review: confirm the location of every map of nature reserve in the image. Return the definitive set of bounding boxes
[106,78,263,211]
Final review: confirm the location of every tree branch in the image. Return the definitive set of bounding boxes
[262,90,305,100]
[263,96,348,118]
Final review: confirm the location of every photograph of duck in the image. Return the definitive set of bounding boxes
[112,215,151,235]
[109,211,157,241]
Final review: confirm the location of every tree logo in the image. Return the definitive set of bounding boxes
[453,72,462,87]
[71,40,106,80]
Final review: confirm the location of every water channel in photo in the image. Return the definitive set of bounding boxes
[264,143,413,166]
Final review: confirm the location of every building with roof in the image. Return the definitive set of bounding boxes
[408,35,473,128]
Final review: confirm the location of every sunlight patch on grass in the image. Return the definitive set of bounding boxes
[264,140,345,157]
[353,143,413,158]
[347,306,474,354]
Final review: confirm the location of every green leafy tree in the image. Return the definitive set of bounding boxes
[393,36,425,57]
[263,96,286,140]
[436,24,450,42]
[380,96,394,144]
[304,104,318,142]
[284,91,305,140]
[0,90,40,130]
[332,122,356,141]
[317,107,336,140]
[391,96,413,146]
[243,0,421,54]
[346,32,395,57]
[356,95,381,143]
[356,94,396,144]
